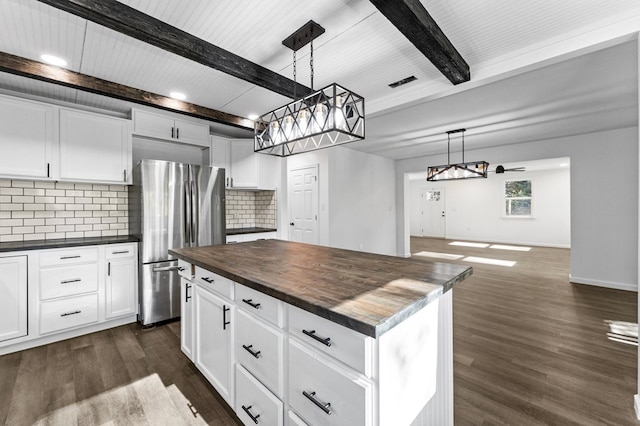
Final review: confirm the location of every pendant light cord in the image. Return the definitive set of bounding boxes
[293,50,297,100]
[310,39,314,91]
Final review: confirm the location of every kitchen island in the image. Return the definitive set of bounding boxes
[170,239,472,426]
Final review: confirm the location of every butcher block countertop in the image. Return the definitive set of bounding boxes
[170,239,472,337]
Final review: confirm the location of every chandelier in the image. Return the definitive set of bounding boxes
[254,20,365,157]
[427,129,489,181]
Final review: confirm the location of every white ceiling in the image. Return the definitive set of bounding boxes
[0,0,638,154]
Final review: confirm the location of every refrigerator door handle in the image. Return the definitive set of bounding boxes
[191,180,198,244]
[184,183,191,244]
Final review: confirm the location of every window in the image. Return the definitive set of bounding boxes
[505,180,532,216]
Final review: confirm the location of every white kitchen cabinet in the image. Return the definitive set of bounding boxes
[105,244,137,319]
[59,109,132,184]
[195,284,234,406]
[0,255,28,343]
[133,109,209,147]
[210,136,278,189]
[226,231,277,244]
[180,277,194,360]
[236,364,284,426]
[0,94,56,180]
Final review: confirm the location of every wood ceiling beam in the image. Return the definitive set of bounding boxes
[36,0,312,99]
[0,51,254,129]
[369,0,470,84]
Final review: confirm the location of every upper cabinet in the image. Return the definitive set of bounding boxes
[0,95,56,180]
[132,109,209,147]
[210,136,278,190]
[59,109,132,184]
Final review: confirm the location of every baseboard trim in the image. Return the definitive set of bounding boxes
[570,275,638,292]
[634,394,640,420]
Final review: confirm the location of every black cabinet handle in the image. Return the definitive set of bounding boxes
[112,250,129,255]
[108,262,111,276]
[61,310,81,317]
[47,163,50,178]
[178,267,185,272]
[303,390,332,415]
[60,255,81,260]
[176,128,180,139]
[241,405,260,424]
[60,278,81,284]
[242,344,261,359]
[223,305,230,330]
[171,127,175,138]
[201,276,214,283]
[302,329,332,347]
[242,298,261,309]
[185,283,192,303]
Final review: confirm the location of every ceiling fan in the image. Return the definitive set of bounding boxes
[491,165,526,173]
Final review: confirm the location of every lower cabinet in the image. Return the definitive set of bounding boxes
[0,255,28,343]
[180,277,194,360]
[194,284,234,406]
[105,245,137,319]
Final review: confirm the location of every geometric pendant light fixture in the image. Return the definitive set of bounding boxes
[254,20,365,157]
[427,128,489,181]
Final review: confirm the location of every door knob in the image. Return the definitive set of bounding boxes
[290,222,295,226]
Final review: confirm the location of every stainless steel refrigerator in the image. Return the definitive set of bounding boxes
[129,159,225,325]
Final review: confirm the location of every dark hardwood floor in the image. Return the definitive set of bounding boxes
[1,238,637,425]
[411,237,638,425]
[0,321,241,425]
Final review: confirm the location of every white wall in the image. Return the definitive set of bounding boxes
[397,127,639,291]
[408,167,571,248]
[282,146,397,255]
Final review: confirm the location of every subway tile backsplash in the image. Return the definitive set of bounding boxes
[226,190,276,229]
[0,179,128,242]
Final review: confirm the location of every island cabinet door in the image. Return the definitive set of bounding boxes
[180,278,194,360]
[194,285,234,407]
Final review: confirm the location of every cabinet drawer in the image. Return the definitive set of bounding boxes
[236,309,284,398]
[105,244,135,259]
[287,305,373,376]
[39,293,99,334]
[40,247,98,267]
[288,340,372,426]
[195,266,234,300]
[178,259,194,279]
[236,365,283,426]
[237,284,283,328]
[40,263,98,300]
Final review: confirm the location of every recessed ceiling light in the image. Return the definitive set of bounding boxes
[247,114,259,121]
[40,54,67,67]
[169,92,186,100]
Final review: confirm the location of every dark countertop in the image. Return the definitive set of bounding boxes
[226,227,277,236]
[0,235,139,253]
[170,239,472,338]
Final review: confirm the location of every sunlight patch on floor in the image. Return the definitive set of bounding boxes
[413,251,465,260]
[489,244,532,252]
[462,256,516,267]
[450,241,489,248]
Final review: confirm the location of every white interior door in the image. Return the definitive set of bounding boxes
[288,165,319,244]
[421,189,446,238]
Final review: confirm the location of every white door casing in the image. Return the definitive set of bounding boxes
[288,165,319,244]
[422,189,446,238]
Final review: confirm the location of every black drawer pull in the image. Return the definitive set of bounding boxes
[61,310,81,317]
[303,390,332,415]
[60,278,81,284]
[242,298,261,309]
[60,255,81,259]
[112,250,129,255]
[185,283,192,302]
[178,267,185,272]
[241,405,260,424]
[201,276,214,283]
[242,344,261,359]
[302,329,332,347]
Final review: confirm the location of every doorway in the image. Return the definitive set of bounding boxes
[287,165,319,244]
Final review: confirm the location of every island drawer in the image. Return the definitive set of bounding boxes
[39,263,98,300]
[178,259,194,280]
[39,293,99,334]
[195,266,234,300]
[39,246,98,267]
[236,309,284,398]
[288,339,372,426]
[236,364,284,426]
[236,283,284,328]
[287,305,373,377]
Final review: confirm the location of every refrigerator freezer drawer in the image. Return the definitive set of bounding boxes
[140,260,181,325]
